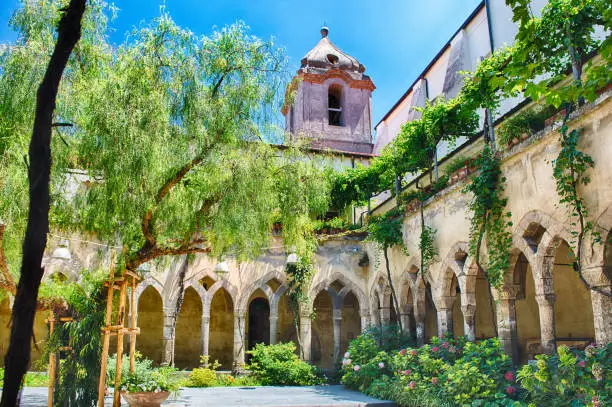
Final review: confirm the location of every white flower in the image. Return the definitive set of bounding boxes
[344,352,350,358]
[378,362,385,369]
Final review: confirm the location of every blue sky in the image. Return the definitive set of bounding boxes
[1,0,482,132]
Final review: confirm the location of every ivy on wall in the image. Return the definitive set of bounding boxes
[464,146,513,289]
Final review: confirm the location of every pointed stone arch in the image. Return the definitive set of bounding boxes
[135,276,165,307]
[204,279,238,315]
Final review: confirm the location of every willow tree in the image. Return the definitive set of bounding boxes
[58,16,328,276]
[0,0,329,399]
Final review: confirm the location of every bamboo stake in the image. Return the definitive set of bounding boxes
[113,279,128,407]
[129,275,136,373]
[47,313,55,407]
[97,252,116,407]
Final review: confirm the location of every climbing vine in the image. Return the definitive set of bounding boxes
[419,224,438,276]
[464,146,513,288]
[552,110,608,295]
[285,256,315,359]
[366,207,405,331]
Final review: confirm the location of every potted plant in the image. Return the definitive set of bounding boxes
[120,365,178,407]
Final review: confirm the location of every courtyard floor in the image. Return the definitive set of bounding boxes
[8,385,396,406]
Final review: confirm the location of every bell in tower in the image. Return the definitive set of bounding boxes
[282,26,375,155]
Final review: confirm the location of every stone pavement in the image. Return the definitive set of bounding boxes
[7,385,396,406]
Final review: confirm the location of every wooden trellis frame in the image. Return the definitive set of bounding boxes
[97,256,141,407]
[45,314,73,407]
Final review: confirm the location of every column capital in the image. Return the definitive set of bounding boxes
[582,265,612,288]
[461,304,476,318]
[434,296,456,310]
[333,309,342,320]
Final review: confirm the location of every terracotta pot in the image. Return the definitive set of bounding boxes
[512,137,520,145]
[520,132,529,141]
[121,391,169,407]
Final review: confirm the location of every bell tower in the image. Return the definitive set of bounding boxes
[283,27,375,155]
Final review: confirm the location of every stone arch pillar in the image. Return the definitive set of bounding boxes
[583,265,612,344]
[413,286,427,346]
[233,308,246,371]
[434,295,456,337]
[494,286,520,364]
[299,304,312,362]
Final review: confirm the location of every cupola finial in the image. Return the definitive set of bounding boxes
[321,25,329,38]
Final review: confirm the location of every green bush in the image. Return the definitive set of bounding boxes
[497,105,557,146]
[518,344,610,407]
[106,352,153,384]
[342,332,610,407]
[188,368,218,387]
[247,342,324,386]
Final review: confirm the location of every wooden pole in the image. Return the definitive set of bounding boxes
[112,279,128,407]
[97,252,116,407]
[47,313,55,407]
[129,276,136,373]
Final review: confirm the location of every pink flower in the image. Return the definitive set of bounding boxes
[504,371,515,381]
[431,377,439,385]
[410,349,418,356]
[448,346,457,354]
[353,365,360,372]
[578,360,586,368]
[404,369,411,376]
[378,362,385,369]
[344,352,350,358]
[399,349,407,356]
[441,341,449,349]
[409,381,416,389]
[432,346,439,352]
[506,386,516,396]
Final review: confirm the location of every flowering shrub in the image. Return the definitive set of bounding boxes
[342,332,610,407]
[518,344,611,407]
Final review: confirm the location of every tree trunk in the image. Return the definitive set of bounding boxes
[0,2,85,405]
[169,256,190,367]
[383,246,402,332]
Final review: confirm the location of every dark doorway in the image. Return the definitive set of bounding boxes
[248,297,270,353]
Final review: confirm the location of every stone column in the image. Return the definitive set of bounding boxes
[299,308,312,362]
[161,306,175,365]
[400,313,412,337]
[435,296,455,337]
[495,288,520,364]
[201,313,210,358]
[413,288,427,346]
[233,310,246,370]
[360,311,370,332]
[269,314,279,345]
[583,265,612,345]
[333,308,342,363]
[461,304,476,342]
[415,314,426,346]
[380,307,391,326]
[535,293,556,354]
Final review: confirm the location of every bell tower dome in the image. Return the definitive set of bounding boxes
[283,27,375,155]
